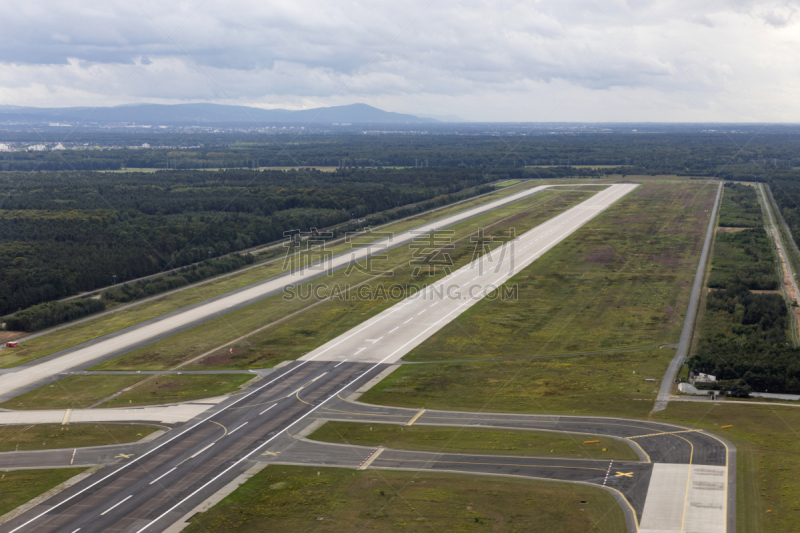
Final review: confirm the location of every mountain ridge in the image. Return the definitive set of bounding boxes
[0,102,436,125]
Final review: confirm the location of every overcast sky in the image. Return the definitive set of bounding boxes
[0,0,797,122]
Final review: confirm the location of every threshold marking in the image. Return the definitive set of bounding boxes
[259,405,276,415]
[100,495,132,516]
[149,467,176,485]
[358,447,385,470]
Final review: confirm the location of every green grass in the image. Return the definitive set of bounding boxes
[362,349,672,419]
[0,424,157,452]
[0,374,252,410]
[495,179,520,187]
[308,422,639,460]
[401,180,716,362]
[0,469,87,517]
[0,179,554,369]
[657,402,800,533]
[182,465,626,533]
[96,189,592,370]
[101,374,253,406]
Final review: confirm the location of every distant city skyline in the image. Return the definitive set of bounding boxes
[1,1,797,122]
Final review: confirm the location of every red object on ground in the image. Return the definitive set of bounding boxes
[5,342,18,348]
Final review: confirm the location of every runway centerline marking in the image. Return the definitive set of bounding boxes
[228,422,248,436]
[149,467,176,486]
[100,495,132,516]
[259,405,276,415]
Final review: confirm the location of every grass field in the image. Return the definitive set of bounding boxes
[0,424,157,452]
[399,180,716,362]
[658,402,800,533]
[182,465,626,533]
[0,374,252,410]
[0,179,561,369]
[0,469,87,517]
[362,349,671,419]
[308,422,639,460]
[96,189,593,370]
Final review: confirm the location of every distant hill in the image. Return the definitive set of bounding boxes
[0,103,436,125]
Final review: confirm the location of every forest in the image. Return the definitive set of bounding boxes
[0,167,491,317]
[2,131,800,174]
[689,283,800,394]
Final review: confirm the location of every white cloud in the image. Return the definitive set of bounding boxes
[0,0,797,121]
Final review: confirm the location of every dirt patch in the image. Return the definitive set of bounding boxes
[584,246,619,264]
[716,227,751,233]
[156,382,177,389]
[0,331,24,343]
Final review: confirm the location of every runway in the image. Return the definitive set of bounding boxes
[0,183,561,402]
[0,181,731,533]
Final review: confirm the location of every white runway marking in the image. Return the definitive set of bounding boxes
[149,467,176,486]
[228,422,248,436]
[100,495,132,516]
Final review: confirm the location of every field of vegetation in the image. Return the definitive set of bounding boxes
[708,184,779,290]
[717,183,763,227]
[0,374,252,410]
[362,349,670,419]
[0,424,157,452]
[0,469,87,517]
[308,422,639,460]
[95,189,593,370]
[690,184,800,394]
[0,179,551,368]
[396,179,716,361]
[182,465,626,533]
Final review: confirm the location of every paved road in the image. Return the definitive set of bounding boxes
[654,181,722,411]
[0,183,568,403]
[302,398,734,533]
[760,183,800,306]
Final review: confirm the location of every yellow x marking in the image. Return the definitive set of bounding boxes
[115,453,134,459]
[615,471,633,478]
[262,451,281,456]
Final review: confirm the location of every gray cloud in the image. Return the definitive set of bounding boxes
[0,0,797,121]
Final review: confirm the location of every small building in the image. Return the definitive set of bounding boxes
[27,144,47,151]
[691,372,716,385]
[5,341,19,348]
